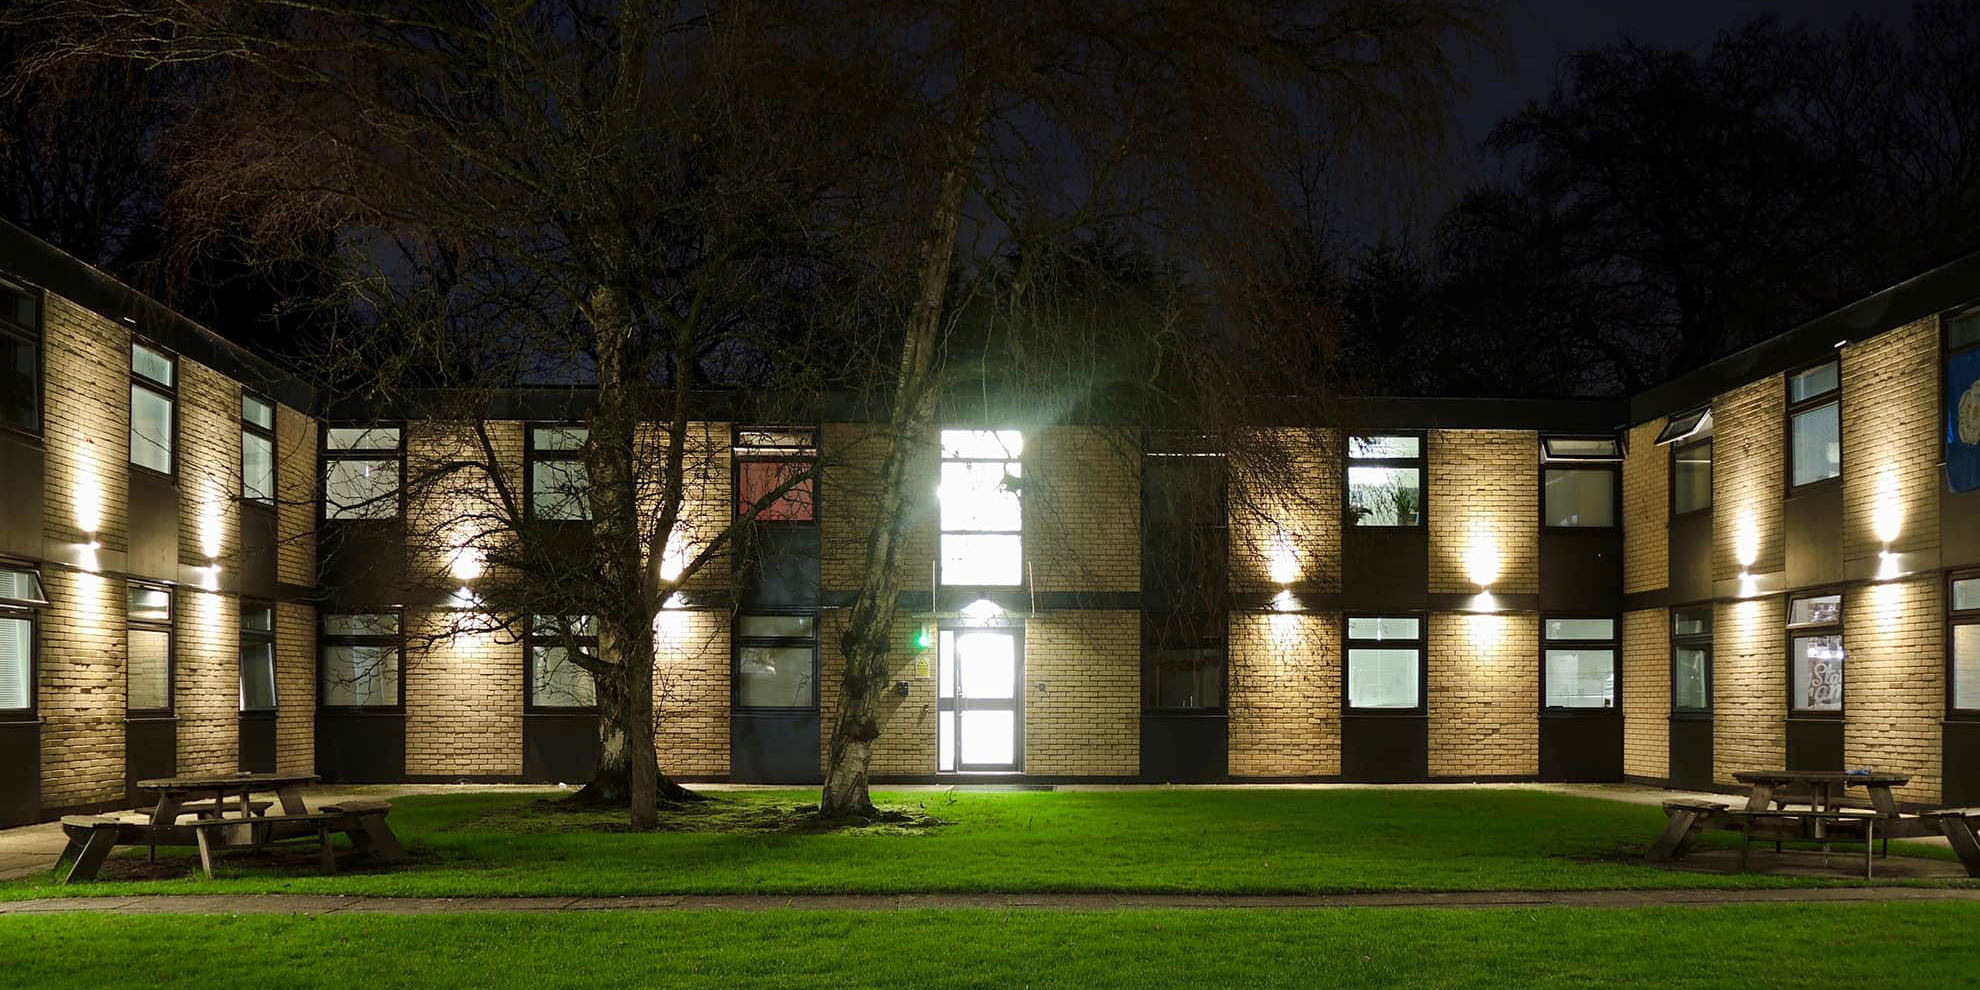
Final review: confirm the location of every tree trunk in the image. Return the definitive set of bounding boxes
[821,88,987,818]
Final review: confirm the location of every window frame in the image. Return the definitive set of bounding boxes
[319,423,406,522]
[1670,605,1714,716]
[1539,434,1621,530]
[241,391,277,509]
[732,611,821,712]
[239,600,278,713]
[0,561,40,720]
[1785,358,1843,493]
[316,609,406,712]
[937,428,1026,588]
[1949,571,1980,720]
[125,581,175,717]
[0,275,44,440]
[1140,609,1228,714]
[525,615,600,713]
[1344,432,1427,529]
[1342,613,1427,715]
[1785,589,1846,717]
[128,339,178,479]
[731,425,820,524]
[1669,434,1714,517]
[524,422,591,522]
[1539,615,1620,712]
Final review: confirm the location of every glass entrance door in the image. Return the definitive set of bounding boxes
[937,627,1021,772]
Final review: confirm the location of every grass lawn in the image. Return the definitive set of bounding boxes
[5,903,1980,988]
[1,788,1963,900]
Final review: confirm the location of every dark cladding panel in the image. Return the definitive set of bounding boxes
[1139,714,1227,782]
[1944,488,1980,569]
[124,717,177,805]
[1946,722,1980,806]
[1341,529,1428,611]
[1340,715,1428,782]
[1667,512,1714,603]
[0,437,43,560]
[1785,718,1844,773]
[238,508,280,602]
[524,713,601,784]
[1783,487,1844,590]
[0,721,38,827]
[1669,716,1714,790]
[315,711,406,782]
[238,713,277,773]
[126,469,178,582]
[729,711,820,784]
[1538,713,1622,782]
[318,522,408,607]
[1540,530,1623,613]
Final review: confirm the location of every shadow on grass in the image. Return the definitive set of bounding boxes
[451,795,949,837]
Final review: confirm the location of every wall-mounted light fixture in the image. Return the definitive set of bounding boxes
[1873,466,1904,581]
[1464,522,1500,589]
[1267,530,1299,586]
[1734,510,1759,596]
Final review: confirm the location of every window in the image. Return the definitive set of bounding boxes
[319,612,401,708]
[0,564,44,716]
[1543,617,1616,709]
[1788,361,1842,488]
[735,429,817,521]
[527,425,590,521]
[1653,407,1712,446]
[1346,616,1422,709]
[240,603,277,711]
[1542,435,1620,527]
[1950,308,1980,494]
[939,429,1023,586]
[735,614,817,708]
[527,615,597,709]
[127,584,172,714]
[0,277,40,435]
[242,394,276,505]
[1672,438,1712,514]
[323,426,402,520]
[1952,576,1980,715]
[1787,592,1844,713]
[129,342,176,475]
[1142,611,1225,711]
[1346,435,1423,527]
[1672,607,1713,713]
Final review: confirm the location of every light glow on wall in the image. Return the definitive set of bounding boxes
[1267,530,1299,585]
[961,598,1004,623]
[658,537,688,583]
[1734,511,1759,570]
[74,439,102,536]
[654,606,691,644]
[448,542,485,583]
[200,478,225,561]
[1467,612,1503,649]
[1464,523,1500,588]
[1872,466,1903,545]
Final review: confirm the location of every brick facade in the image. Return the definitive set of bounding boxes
[1023,610,1138,774]
[1428,430,1539,594]
[1621,421,1668,594]
[1427,612,1538,776]
[1711,378,1786,581]
[1027,428,1139,593]
[1713,596,1786,784]
[817,610,933,775]
[404,609,524,777]
[1843,579,1944,803]
[1228,428,1341,593]
[174,589,240,775]
[36,569,126,809]
[1841,318,1941,564]
[1227,611,1340,776]
[1620,608,1669,779]
[655,608,731,776]
[274,601,317,773]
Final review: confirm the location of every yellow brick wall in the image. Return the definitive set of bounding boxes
[1844,579,1944,803]
[173,589,239,774]
[36,569,126,808]
[1711,378,1785,581]
[175,360,241,570]
[651,422,732,594]
[1622,420,1668,593]
[275,405,317,586]
[1841,319,1941,563]
[1428,431,1538,594]
[404,609,523,777]
[818,610,934,775]
[274,601,316,774]
[1228,429,1341,592]
[1713,596,1786,783]
[655,609,730,776]
[1621,608,1670,779]
[1022,610,1138,774]
[819,423,936,595]
[1227,611,1340,775]
[1026,428,1139,593]
[405,419,523,590]
[1427,612,1538,776]
[41,296,129,553]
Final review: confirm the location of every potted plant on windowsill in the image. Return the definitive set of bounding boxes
[1391,488,1419,526]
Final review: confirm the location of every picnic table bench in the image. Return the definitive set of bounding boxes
[1645,770,1980,878]
[56,773,408,882]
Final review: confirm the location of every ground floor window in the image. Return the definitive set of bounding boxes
[528,615,597,709]
[1787,593,1844,713]
[320,611,402,708]
[127,584,173,714]
[1142,611,1225,711]
[1543,617,1616,709]
[240,603,277,711]
[734,613,817,709]
[1671,607,1712,713]
[1346,616,1422,710]
[1953,576,1980,714]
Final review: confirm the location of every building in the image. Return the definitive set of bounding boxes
[2,218,1977,826]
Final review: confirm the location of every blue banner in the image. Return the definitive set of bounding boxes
[1950,346,1980,493]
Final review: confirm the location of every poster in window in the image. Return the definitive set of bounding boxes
[1950,347,1980,493]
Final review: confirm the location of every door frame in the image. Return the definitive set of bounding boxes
[937,620,1025,773]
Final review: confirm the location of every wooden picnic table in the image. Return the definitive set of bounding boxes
[1731,770,1910,818]
[135,771,319,826]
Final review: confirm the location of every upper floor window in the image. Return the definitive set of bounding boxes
[1787,592,1844,713]
[938,429,1023,586]
[1657,407,1714,515]
[1788,360,1841,488]
[1951,575,1980,716]
[129,342,176,475]
[1541,436,1619,528]
[527,615,597,710]
[320,611,402,708]
[0,563,45,717]
[527,425,590,521]
[1671,607,1712,713]
[0,277,41,436]
[127,583,173,714]
[1345,615,1422,710]
[240,603,277,712]
[323,426,402,520]
[242,394,276,505]
[1543,617,1616,709]
[1346,434,1423,527]
[735,428,817,521]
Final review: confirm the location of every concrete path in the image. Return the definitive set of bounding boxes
[4,886,1980,916]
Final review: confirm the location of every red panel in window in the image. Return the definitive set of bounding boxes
[738,460,815,521]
